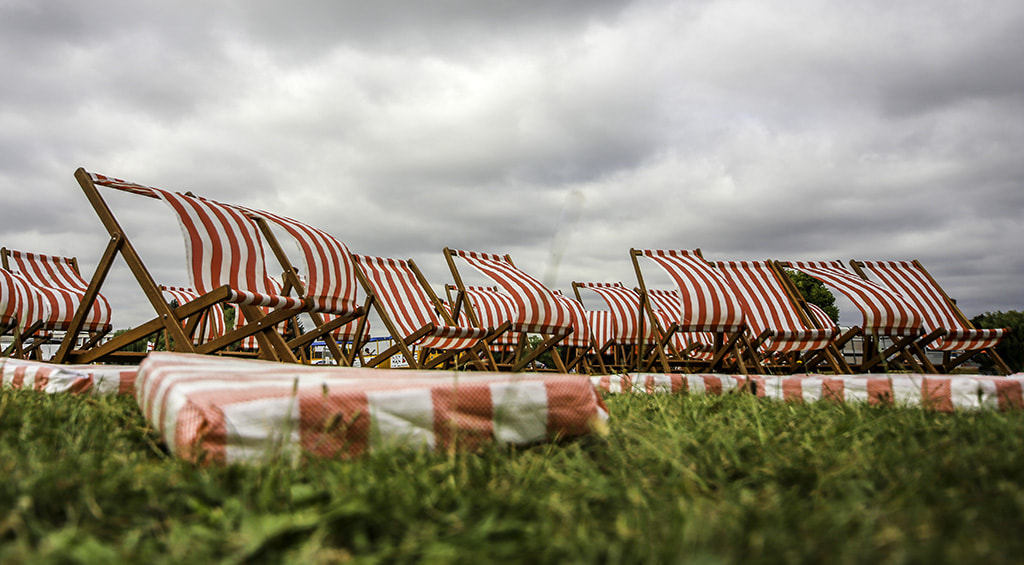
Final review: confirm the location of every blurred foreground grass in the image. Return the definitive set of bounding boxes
[2,388,1023,564]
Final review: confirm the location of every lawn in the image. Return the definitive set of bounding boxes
[2,388,1023,564]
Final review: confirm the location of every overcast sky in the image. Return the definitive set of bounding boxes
[2,0,1022,329]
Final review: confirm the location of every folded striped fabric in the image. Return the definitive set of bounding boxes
[592,373,1024,412]
[136,352,609,464]
[0,357,136,395]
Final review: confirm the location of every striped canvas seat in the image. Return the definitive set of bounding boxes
[63,169,312,364]
[635,249,746,333]
[451,285,519,348]
[3,249,112,333]
[445,248,580,372]
[553,291,591,349]
[586,310,616,351]
[785,261,923,337]
[235,207,361,317]
[1,268,47,332]
[573,282,657,345]
[713,261,836,354]
[160,286,227,345]
[224,206,365,365]
[631,248,759,373]
[806,303,838,331]
[445,249,577,336]
[353,255,488,353]
[647,288,716,361]
[88,173,306,311]
[854,260,1006,353]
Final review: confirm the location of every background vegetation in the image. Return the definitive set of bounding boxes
[972,310,1024,373]
[2,388,1023,564]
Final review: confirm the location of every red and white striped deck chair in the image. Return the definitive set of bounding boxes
[630,248,760,374]
[1,267,51,358]
[712,260,849,373]
[351,255,499,370]
[646,288,717,363]
[851,260,1012,375]
[782,260,936,373]
[444,284,531,367]
[553,290,596,373]
[2,248,112,359]
[571,282,658,371]
[62,168,308,364]
[448,285,518,339]
[233,206,366,365]
[160,286,226,346]
[444,248,575,373]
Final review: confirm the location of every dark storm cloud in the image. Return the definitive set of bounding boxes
[1,0,1021,327]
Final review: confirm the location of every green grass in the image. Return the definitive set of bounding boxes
[2,389,1024,564]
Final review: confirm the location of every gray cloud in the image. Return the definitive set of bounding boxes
[1,0,1021,329]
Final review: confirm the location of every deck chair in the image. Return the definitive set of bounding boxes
[59,168,311,364]
[571,282,657,372]
[645,287,723,365]
[443,248,576,372]
[850,260,1011,375]
[552,290,598,373]
[232,206,365,365]
[630,248,761,374]
[444,284,528,367]
[449,283,596,373]
[712,260,850,374]
[351,254,502,370]
[781,260,938,373]
[2,248,113,360]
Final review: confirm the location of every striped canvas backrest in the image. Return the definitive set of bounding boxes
[1,268,50,330]
[713,261,807,337]
[787,261,922,335]
[89,172,278,302]
[648,288,715,353]
[806,303,837,330]
[0,269,22,326]
[462,286,516,330]
[647,287,681,324]
[858,261,964,333]
[4,249,111,331]
[586,310,615,348]
[238,207,360,315]
[553,291,589,347]
[440,300,471,327]
[637,249,746,332]
[575,282,652,343]
[449,249,573,333]
[353,255,442,338]
[160,286,226,344]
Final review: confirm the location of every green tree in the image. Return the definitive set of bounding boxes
[970,310,1024,373]
[785,270,840,323]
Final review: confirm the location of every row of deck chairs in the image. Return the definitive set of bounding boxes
[0,168,1012,375]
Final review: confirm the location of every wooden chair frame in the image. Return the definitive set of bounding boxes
[55,168,309,364]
